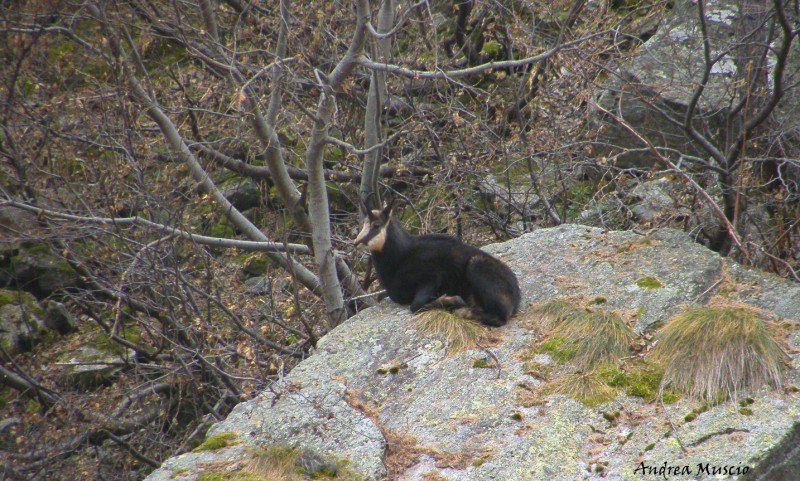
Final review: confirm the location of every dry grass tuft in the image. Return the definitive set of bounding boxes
[414,309,485,353]
[244,446,301,481]
[530,299,579,329]
[546,370,617,407]
[535,305,636,370]
[554,310,636,369]
[649,307,790,403]
[382,429,425,479]
[241,445,361,481]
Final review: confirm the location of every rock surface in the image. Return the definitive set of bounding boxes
[0,288,47,354]
[144,225,800,481]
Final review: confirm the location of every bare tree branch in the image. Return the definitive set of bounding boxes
[591,99,750,262]
[357,30,610,79]
[1,200,312,254]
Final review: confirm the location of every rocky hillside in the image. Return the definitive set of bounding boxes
[144,225,800,481]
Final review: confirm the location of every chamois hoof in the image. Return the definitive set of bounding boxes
[420,295,468,312]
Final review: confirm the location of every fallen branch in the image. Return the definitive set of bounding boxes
[193,142,432,182]
[1,200,311,254]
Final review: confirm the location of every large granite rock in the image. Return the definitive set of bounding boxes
[144,225,800,481]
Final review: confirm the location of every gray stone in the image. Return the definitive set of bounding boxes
[0,289,46,354]
[629,178,679,223]
[219,179,262,211]
[44,300,77,334]
[504,225,726,332]
[58,345,133,390]
[295,448,339,477]
[4,245,80,296]
[243,276,271,295]
[0,206,39,251]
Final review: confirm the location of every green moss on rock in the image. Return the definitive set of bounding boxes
[536,308,635,370]
[193,432,240,452]
[0,288,43,315]
[535,336,576,363]
[635,276,663,288]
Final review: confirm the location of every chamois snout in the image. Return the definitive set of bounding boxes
[354,219,370,246]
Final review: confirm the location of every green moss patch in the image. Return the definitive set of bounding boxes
[635,276,662,289]
[472,358,491,368]
[170,468,190,478]
[534,336,577,364]
[543,360,681,408]
[193,432,240,452]
[598,362,679,403]
[683,403,708,422]
[0,288,44,316]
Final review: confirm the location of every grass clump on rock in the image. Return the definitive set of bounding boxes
[530,299,578,328]
[531,300,676,406]
[414,310,485,353]
[546,371,617,407]
[533,301,636,370]
[554,310,635,369]
[649,307,789,403]
[196,446,361,481]
[634,276,662,289]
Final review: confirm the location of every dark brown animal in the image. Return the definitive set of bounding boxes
[355,203,520,326]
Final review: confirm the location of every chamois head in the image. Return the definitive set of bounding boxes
[354,200,392,252]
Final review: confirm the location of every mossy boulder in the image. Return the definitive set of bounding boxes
[2,243,80,296]
[56,334,136,390]
[0,206,39,251]
[0,288,48,354]
[219,178,262,212]
[44,301,77,335]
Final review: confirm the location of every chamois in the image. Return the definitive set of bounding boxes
[354,202,520,327]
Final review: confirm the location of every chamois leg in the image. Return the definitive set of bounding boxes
[409,282,439,313]
[422,295,468,311]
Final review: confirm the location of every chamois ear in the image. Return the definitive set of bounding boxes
[381,201,393,219]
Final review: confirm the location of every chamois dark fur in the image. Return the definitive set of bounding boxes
[355,203,520,327]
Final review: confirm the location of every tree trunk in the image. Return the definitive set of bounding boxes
[360,0,395,209]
